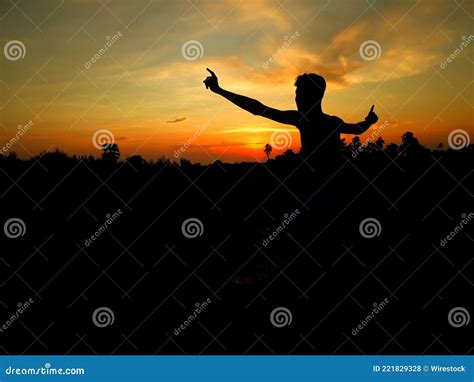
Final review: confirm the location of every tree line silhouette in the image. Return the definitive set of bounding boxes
[0,130,472,355]
[1,131,468,168]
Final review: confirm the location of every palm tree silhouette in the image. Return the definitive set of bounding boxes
[264,144,272,160]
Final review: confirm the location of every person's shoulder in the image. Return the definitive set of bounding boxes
[325,114,344,127]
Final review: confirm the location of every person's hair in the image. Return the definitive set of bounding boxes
[294,73,326,98]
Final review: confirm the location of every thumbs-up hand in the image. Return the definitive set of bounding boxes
[365,105,378,125]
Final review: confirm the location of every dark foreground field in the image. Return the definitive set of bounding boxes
[0,140,472,355]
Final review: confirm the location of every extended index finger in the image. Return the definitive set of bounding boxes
[370,105,375,112]
[206,68,216,77]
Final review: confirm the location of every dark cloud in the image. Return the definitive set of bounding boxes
[167,117,187,123]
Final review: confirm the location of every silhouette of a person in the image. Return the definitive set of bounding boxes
[204,69,378,163]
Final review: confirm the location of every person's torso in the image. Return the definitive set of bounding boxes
[297,113,341,159]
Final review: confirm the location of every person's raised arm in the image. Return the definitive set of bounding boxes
[203,68,298,126]
[337,105,379,134]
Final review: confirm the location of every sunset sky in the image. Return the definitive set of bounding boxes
[0,0,472,163]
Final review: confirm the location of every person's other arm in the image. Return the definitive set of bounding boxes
[337,105,379,134]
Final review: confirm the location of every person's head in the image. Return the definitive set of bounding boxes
[294,73,326,113]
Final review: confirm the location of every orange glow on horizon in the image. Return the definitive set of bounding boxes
[0,0,472,163]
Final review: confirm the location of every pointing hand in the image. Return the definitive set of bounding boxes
[203,68,220,93]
